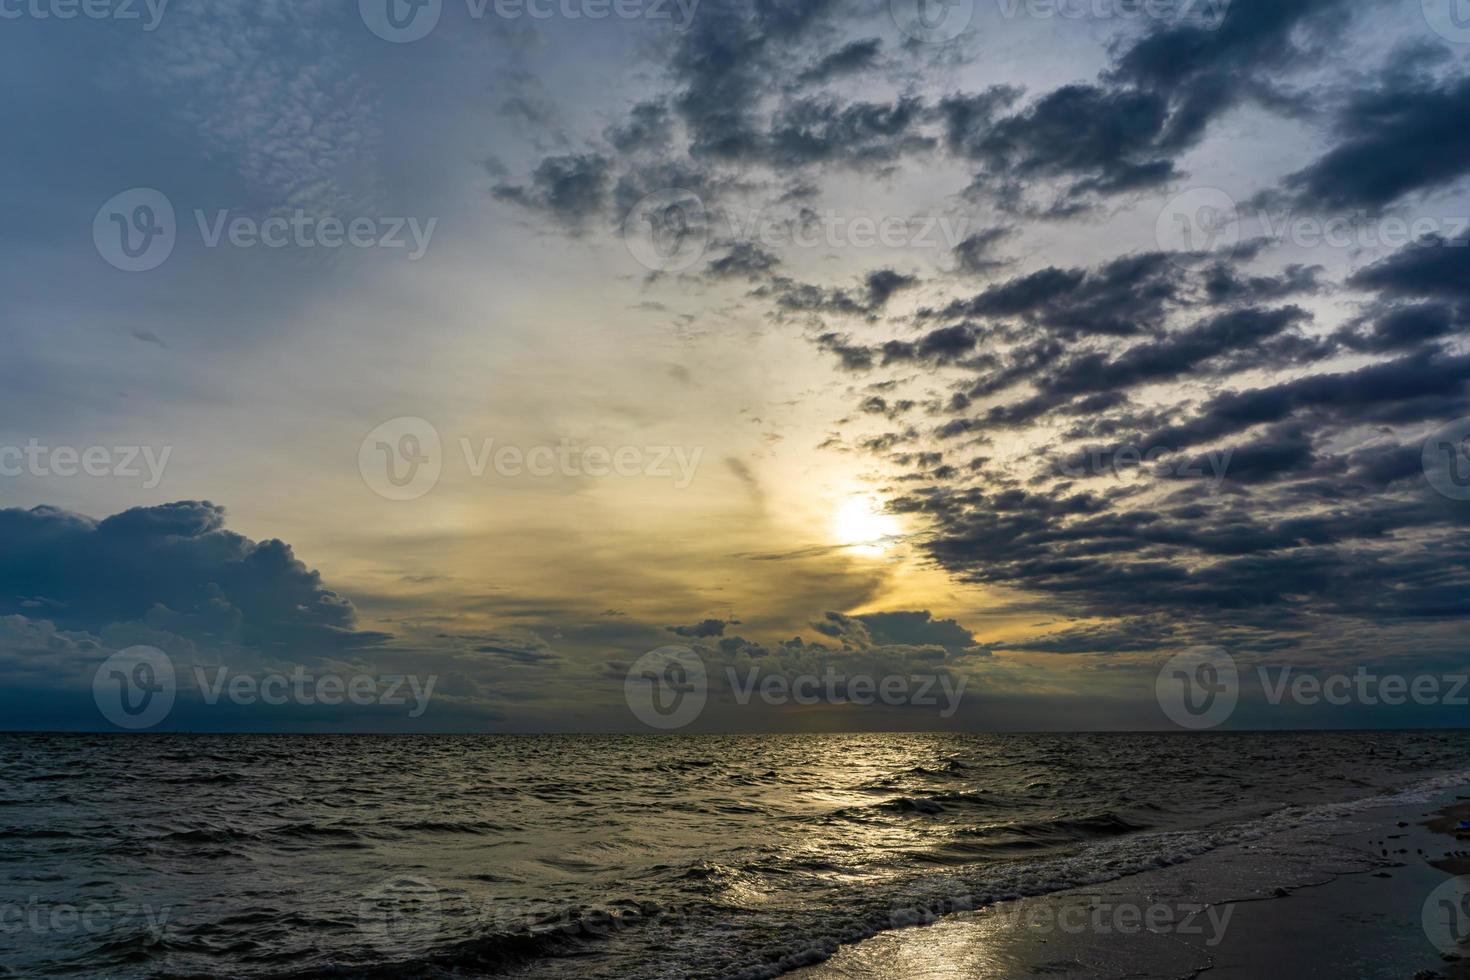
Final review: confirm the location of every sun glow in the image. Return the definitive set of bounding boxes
[833,495,901,555]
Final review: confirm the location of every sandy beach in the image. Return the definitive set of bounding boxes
[792,785,1470,980]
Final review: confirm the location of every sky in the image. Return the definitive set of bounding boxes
[4,0,1470,732]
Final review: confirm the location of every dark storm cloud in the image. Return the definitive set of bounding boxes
[854,610,977,650]
[759,269,917,321]
[797,38,883,85]
[706,241,782,279]
[0,502,390,652]
[1274,67,1470,213]
[766,96,933,167]
[671,0,841,160]
[971,305,1316,429]
[954,84,1180,198]
[952,227,1013,274]
[668,618,733,638]
[1202,262,1323,305]
[1145,349,1470,452]
[926,252,1178,338]
[863,269,919,307]
[1335,302,1467,353]
[877,324,983,367]
[492,152,612,229]
[932,0,1367,209]
[604,101,673,154]
[1347,236,1470,300]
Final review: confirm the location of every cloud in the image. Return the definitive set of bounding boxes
[493,153,613,230]
[668,618,733,638]
[1348,236,1470,301]
[952,228,1013,274]
[0,502,390,654]
[797,38,883,85]
[1273,59,1470,213]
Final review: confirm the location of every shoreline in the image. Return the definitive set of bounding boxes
[786,780,1470,980]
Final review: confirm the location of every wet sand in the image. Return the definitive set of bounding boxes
[792,787,1470,980]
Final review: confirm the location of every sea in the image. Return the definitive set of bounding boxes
[4,730,1469,978]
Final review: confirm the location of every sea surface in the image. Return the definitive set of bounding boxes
[4,731,1470,979]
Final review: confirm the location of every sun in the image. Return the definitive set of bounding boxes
[832,495,901,555]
